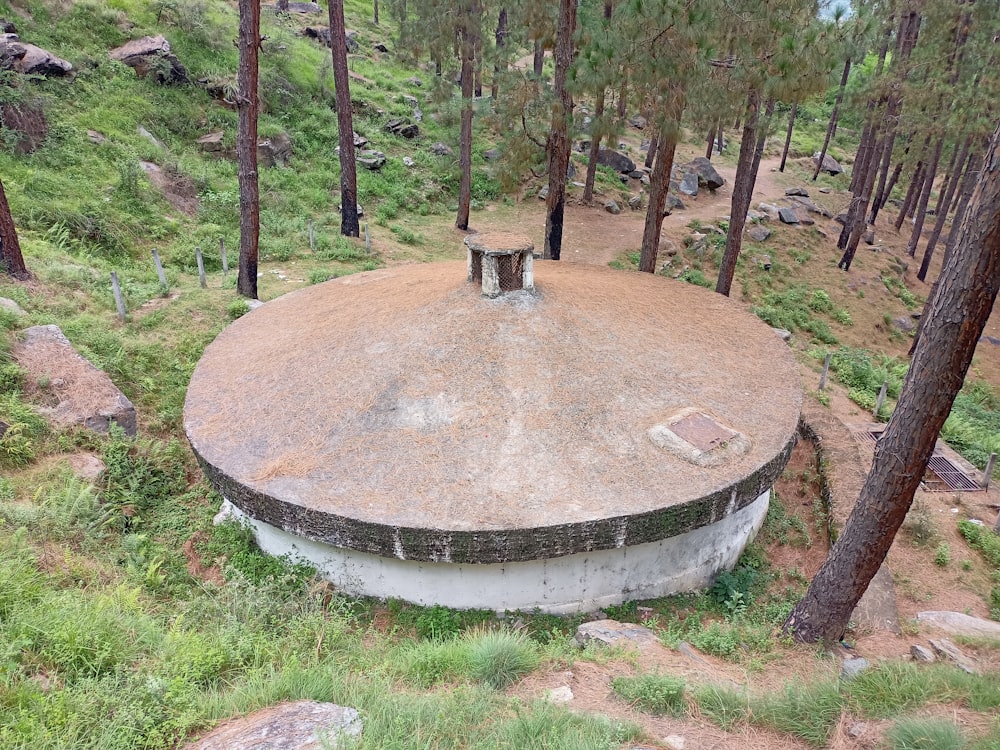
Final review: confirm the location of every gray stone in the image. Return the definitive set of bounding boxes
[748,225,771,242]
[930,638,977,674]
[757,202,780,219]
[402,156,414,167]
[604,200,621,215]
[258,132,292,167]
[483,148,500,161]
[0,297,25,316]
[665,194,685,212]
[385,118,419,139]
[67,452,106,481]
[679,172,699,197]
[352,131,367,148]
[813,152,844,176]
[406,76,423,87]
[773,328,792,342]
[596,148,636,174]
[757,254,772,270]
[628,115,646,130]
[911,644,935,663]
[374,42,389,53]
[0,33,72,76]
[677,641,710,665]
[628,194,643,210]
[272,1,323,12]
[851,563,901,634]
[663,736,686,750]
[819,187,831,193]
[778,207,800,225]
[537,185,549,200]
[917,611,1000,638]
[12,325,137,436]
[109,35,186,84]
[430,141,453,156]
[544,685,573,703]
[87,129,107,144]
[785,187,810,197]
[841,657,871,680]
[575,619,659,649]
[356,149,386,171]
[893,316,915,333]
[835,212,849,225]
[864,229,875,245]
[183,700,361,750]
[197,131,226,153]
[628,170,644,180]
[640,174,650,186]
[848,723,867,739]
[137,125,165,149]
[685,156,725,190]
[747,210,769,223]
[796,212,815,226]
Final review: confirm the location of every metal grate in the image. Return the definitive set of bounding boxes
[923,455,983,492]
[669,412,736,452]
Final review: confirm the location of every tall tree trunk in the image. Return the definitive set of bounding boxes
[779,102,797,172]
[616,77,627,119]
[583,88,605,204]
[532,39,543,78]
[473,24,483,98]
[373,0,378,24]
[895,160,924,232]
[455,0,478,231]
[542,0,576,260]
[717,126,724,155]
[705,124,717,160]
[870,141,897,223]
[880,160,905,211]
[644,135,658,169]
[638,93,684,274]
[0,178,28,279]
[330,0,359,239]
[812,57,851,181]
[906,137,944,257]
[236,0,261,299]
[716,89,761,297]
[838,138,886,271]
[784,121,1000,645]
[918,138,972,282]
[490,8,506,101]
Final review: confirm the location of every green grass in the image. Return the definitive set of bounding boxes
[888,717,966,750]
[611,673,686,715]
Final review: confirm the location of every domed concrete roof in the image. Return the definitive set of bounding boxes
[185,261,801,564]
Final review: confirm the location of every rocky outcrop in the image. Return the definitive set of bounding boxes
[183,701,361,750]
[385,118,419,138]
[813,152,844,176]
[684,157,725,190]
[12,325,137,436]
[595,148,635,174]
[0,33,72,76]
[109,35,187,84]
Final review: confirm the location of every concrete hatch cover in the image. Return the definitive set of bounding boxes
[669,412,736,452]
[648,408,750,467]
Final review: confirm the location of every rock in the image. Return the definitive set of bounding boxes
[848,722,868,739]
[0,33,72,77]
[757,254,772,271]
[338,202,364,218]
[345,30,360,53]
[303,27,358,52]
[627,170,643,180]
[911,644,936,663]
[892,316,915,333]
[663,736,686,750]
[576,140,590,153]
[665,194,685,213]
[929,638,977,674]
[544,686,574,703]
[272,1,323,12]
[12,325,137,436]
[430,141,452,156]
[747,210,768,223]
[773,328,791,341]
[483,148,500,161]
[87,129,106,144]
[640,174,649,186]
[357,149,386,170]
[685,156,725,190]
[352,131,367,148]
[257,132,292,167]
[778,207,800,225]
[183,701,361,750]
[575,619,659,649]
[0,297,25,316]
[627,194,642,210]
[679,172,699,197]
[758,202,780,219]
[628,114,646,129]
[785,187,810,197]
[917,611,1000,638]
[109,35,186,84]
[137,125,164,149]
[796,212,815,226]
[196,131,226,153]
[676,641,710,665]
[0,19,16,34]
[841,657,871,680]
[385,118,419,138]
[604,200,621,215]
[834,212,849,225]
[819,187,831,194]
[402,156,414,167]
[537,185,549,200]
[406,76,423,87]
[67,452,106,481]
[864,229,875,245]
[374,42,389,53]
[748,225,771,242]
[852,564,902,635]
[596,148,636,174]
[566,162,577,180]
[813,152,843,176]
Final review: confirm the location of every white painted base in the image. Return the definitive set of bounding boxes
[220,490,771,614]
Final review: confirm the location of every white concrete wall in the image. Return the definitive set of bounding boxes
[221,490,770,614]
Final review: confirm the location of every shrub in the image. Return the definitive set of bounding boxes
[227,298,251,319]
[465,626,539,689]
[934,543,951,567]
[887,717,965,750]
[612,673,686,715]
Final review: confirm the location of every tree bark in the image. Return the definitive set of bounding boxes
[906,137,944,257]
[812,58,851,181]
[0,178,28,279]
[532,39,544,78]
[542,0,576,260]
[236,0,261,299]
[779,102,797,172]
[490,8,506,101]
[373,0,378,24]
[330,0,360,239]
[716,89,761,297]
[786,123,1000,645]
[705,124,717,161]
[582,88,605,204]
[638,92,684,274]
[838,137,886,271]
[895,160,924,232]
[644,135,658,170]
[455,0,478,231]
[918,139,971,282]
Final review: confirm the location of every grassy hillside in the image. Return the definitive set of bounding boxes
[1,1,999,748]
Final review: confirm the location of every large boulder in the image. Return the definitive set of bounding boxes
[0,33,72,76]
[385,118,419,139]
[679,172,699,197]
[685,156,724,190]
[813,152,843,176]
[183,701,361,750]
[12,325,137,436]
[109,35,187,84]
[197,131,226,154]
[595,148,635,174]
[257,132,292,167]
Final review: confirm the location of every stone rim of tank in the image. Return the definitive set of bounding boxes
[184,260,802,565]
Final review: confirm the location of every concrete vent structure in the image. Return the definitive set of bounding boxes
[464,232,534,297]
[185,261,801,613]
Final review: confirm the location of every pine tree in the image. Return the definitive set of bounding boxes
[236,0,260,300]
